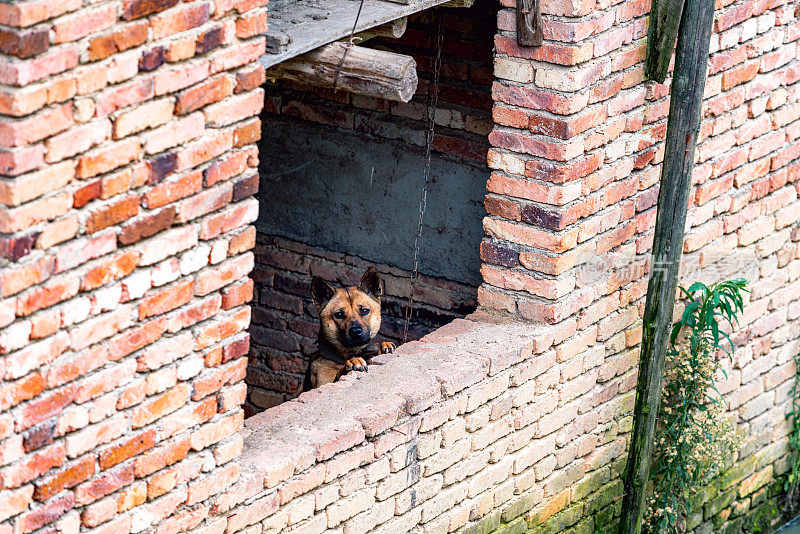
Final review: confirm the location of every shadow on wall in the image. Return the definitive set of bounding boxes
[256,117,486,284]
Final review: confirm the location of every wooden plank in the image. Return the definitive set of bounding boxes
[261,0,453,69]
[266,43,418,102]
[617,0,717,532]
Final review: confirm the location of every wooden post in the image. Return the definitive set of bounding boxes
[618,0,716,532]
[516,0,543,47]
[267,43,418,102]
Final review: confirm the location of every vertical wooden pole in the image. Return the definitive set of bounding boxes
[618,0,716,532]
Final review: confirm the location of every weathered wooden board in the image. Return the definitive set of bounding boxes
[261,0,455,69]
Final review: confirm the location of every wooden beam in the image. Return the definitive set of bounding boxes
[618,0,717,532]
[357,17,407,40]
[442,0,476,7]
[267,43,419,102]
[516,0,543,47]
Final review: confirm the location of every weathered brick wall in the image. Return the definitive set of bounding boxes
[1,0,799,532]
[248,3,496,410]
[479,0,800,530]
[0,1,265,533]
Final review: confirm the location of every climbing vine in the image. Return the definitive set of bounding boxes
[643,279,748,534]
[784,346,800,512]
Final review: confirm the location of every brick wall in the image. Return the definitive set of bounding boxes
[0,0,799,532]
[247,2,497,410]
[0,1,265,533]
[479,0,800,530]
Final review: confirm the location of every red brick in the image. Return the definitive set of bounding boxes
[77,138,140,179]
[236,9,268,38]
[194,306,249,350]
[69,305,133,351]
[192,357,247,402]
[165,294,221,332]
[204,90,263,127]
[141,112,205,155]
[0,26,49,59]
[209,38,265,74]
[99,429,156,470]
[151,3,211,40]
[144,171,203,209]
[235,65,265,93]
[74,463,135,505]
[139,279,194,320]
[82,250,140,291]
[195,26,223,55]
[134,437,191,478]
[228,226,256,256]
[86,195,140,234]
[176,129,233,172]
[190,410,243,451]
[94,78,154,116]
[15,384,76,432]
[0,372,44,412]
[74,360,137,404]
[221,278,253,310]
[0,442,65,489]
[88,22,149,61]
[131,383,189,428]
[0,46,80,87]
[195,253,253,296]
[4,331,69,379]
[233,118,261,147]
[176,76,234,115]
[53,4,117,44]
[123,0,179,20]
[109,319,167,361]
[33,455,95,501]
[0,103,73,148]
[46,345,107,389]
[187,462,240,505]
[0,484,33,522]
[56,231,117,275]
[175,182,233,223]
[15,492,73,534]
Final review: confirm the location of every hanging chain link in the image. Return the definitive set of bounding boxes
[402,11,444,344]
[332,0,367,91]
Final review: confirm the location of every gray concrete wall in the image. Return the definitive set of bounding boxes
[256,117,486,285]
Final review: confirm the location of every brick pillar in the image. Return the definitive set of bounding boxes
[0,1,265,533]
[482,0,657,332]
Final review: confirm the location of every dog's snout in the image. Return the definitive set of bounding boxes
[348,322,363,336]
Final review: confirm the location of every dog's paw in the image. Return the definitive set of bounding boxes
[380,341,396,354]
[345,357,368,373]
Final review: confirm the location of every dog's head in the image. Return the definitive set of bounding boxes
[312,267,383,352]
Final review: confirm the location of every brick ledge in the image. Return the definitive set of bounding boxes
[239,312,555,490]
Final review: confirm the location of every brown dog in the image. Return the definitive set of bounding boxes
[304,267,396,389]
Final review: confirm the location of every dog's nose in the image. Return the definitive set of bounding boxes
[348,324,363,336]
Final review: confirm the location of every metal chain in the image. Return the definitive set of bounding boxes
[403,11,444,344]
[332,0,367,91]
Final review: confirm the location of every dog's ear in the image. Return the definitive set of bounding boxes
[311,277,335,309]
[359,266,382,300]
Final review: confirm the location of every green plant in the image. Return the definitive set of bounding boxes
[644,279,748,534]
[784,346,800,512]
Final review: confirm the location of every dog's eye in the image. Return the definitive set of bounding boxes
[334,310,345,319]
[359,307,370,316]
